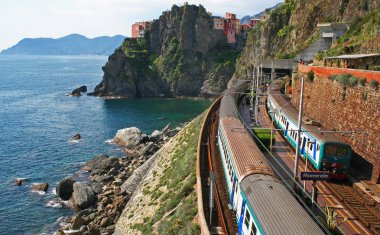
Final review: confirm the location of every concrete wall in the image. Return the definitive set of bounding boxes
[292,64,380,183]
[296,38,332,62]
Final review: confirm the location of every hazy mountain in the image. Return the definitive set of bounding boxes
[240,3,282,24]
[1,34,126,55]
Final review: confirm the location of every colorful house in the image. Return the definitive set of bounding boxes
[131,21,151,38]
[213,17,225,30]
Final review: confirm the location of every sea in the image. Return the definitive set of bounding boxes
[0,55,211,234]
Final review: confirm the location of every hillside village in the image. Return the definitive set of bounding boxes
[131,12,268,43]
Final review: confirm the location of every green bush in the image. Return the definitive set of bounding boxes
[307,71,315,83]
[336,74,352,86]
[252,128,275,151]
[347,76,359,87]
[359,78,367,86]
[369,80,379,90]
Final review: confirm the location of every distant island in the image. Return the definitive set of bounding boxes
[1,34,125,55]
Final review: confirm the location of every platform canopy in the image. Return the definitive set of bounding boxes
[324,53,380,60]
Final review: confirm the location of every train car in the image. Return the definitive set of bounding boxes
[266,80,352,179]
[217,83,325,235]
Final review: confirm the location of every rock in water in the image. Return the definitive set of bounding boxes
[15,178,23,186]
[72,182,95,209]
[32,182,49,192]
[71,88,81,96]
[57,178,76,200]
[72,133,81,140]
[78,85,87,92]
[114,127,142,147]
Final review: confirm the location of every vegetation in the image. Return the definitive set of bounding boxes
[329,73,360,87]
[252,128,275,151]
[324,206,345,235]
[122,38,158,74]
[369,80,379,90]
[131,114,204,234]
[326,9,380,56]
[306,71,315,83]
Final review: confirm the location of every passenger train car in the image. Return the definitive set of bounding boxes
[266,80,352,179]
[217,80,325,235]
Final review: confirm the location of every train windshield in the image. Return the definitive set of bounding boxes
[324,144,349,158]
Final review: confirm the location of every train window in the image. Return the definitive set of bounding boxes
[244,208,250,228]
[317,144,320,151]
[309,142,313,151]
[250,222,257,235]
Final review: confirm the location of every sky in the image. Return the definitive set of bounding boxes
[0,0,282,51]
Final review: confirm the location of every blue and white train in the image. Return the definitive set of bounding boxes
[266,80,352,179]
[217,81,325,235]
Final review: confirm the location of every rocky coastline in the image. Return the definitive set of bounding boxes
[54,124,181,235]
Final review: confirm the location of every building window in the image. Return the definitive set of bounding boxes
[244,208,250,228]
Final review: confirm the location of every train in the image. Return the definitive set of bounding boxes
[266,80,352,180]
[217,80,325,235]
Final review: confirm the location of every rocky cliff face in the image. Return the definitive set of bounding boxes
[91,4,240,98]
[232,0,380,81]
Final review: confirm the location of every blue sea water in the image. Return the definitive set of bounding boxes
[0,55,211,234]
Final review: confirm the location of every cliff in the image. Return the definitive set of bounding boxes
[233,0,380,80]
[91,4,241,98]
[1,34,125,55]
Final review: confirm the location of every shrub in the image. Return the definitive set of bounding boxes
[369,80,379,90]
[328,75,337,81]
[335,74,352,86]
[347,76,359,87]
[359,78,366,86]
[252,128,275,151]
[307,71,315,83]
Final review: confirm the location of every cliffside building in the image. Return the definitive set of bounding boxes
[131,21,151,38]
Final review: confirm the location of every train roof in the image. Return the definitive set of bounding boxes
[267,81,347,143]
[219,117,274,182]
[241,174,325,235]
[219,79,250,119]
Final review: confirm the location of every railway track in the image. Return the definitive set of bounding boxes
[325,181,380,235]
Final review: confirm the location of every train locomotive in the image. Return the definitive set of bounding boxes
[217,80,325,235]
[266,81,352,180]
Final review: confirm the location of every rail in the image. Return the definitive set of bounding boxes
[196,97,222,235]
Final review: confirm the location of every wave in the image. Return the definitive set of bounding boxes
[68,139,79,144]
[105,139,115,145]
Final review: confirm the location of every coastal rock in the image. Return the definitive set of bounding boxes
[166,128,180,137]
[90,158,120,175]
[82,154,108,172]
[15,178,23,186]
[148,130,163,142]
[57,178,76,200]
[90,182,103,195]
[78,85,87,93]
[32,182,49,192]
[114,127,142,147]
[87,227,100,235]
[71,88,82,96]
[72,182,96,209]
[71,215,87,230]
[139,142,155,156]
[72,133,81,140]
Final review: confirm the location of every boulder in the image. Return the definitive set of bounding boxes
[161,123,171,133]
[72,182,96,209]
[32,182,49,192]
[90,158,120,175]
[90,181,103,195]
[166,128,180,137]
[71,215,88,230]
[139,142,155,156]
[72,133,81,140]
[82,154,108,172]
[78,85,87,93]
[57,178,76,200]
[71,88,82,96]
[149,130,163,142]
[15,178,23,186]
[87,227,100,235]
[113,127,142,147]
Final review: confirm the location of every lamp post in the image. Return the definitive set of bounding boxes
[268,111,275,153]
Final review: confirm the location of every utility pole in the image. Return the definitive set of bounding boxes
[254,66,260,124]
[251,65,255,111]
[294,76,304,181]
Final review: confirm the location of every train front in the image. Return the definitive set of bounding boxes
[320,142,352,180]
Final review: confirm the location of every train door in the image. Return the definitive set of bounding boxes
[238,200,246,234]
[301,136,306,155]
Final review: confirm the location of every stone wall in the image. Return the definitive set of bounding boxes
[292,64,380,183]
